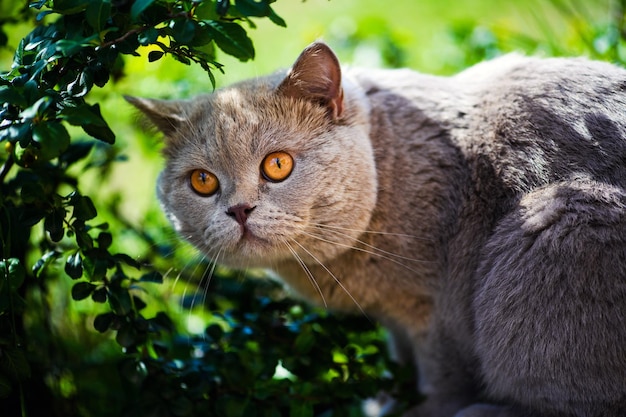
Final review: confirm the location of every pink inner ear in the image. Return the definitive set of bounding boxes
[278,42,344,119]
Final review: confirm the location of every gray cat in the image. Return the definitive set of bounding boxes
[127,42,626,417]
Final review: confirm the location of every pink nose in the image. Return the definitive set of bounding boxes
[226,203,255,227]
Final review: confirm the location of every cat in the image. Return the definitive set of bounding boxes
[126,42,626,417]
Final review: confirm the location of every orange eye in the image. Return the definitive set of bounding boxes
[262,151,294,182]
[189,169,219,196]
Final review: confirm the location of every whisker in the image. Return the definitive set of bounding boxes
[313,227,432,263]
[283,240,328,308]
[197,246,223,311]
[309,222,433,241]
[298,230,429,274]
[290,239,369,320]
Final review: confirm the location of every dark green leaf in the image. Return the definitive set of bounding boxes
[72,195,98,221]
[76,229,94,250]
[33,251,61,278]
[97,232,112,249]
[148,50,164,62]
[32,122,71,161]
[114,253,141,269]
[216,0,230,16]
[81,250,109,281]
[235,0,271,17]
[86,0,112,33]
[93,312,114,332]
[44,207,66,242]
[79,103,115,143]
[55,39,88,57]
[61,104,107,126]
[138,28,158,46]
[72,281,96,300]
[109,290,132,315]
[204,21,254,61]
[65,252,83,279]
[115,323,136,347]
[0,86,28,107]
[92,287,108,303]
[59,142,94,165]
[67,71,94,98]
[53,0,90,14]
[130,0,155,21]
[170,19,197,44]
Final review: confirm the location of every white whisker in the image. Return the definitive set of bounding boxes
[309,222,432,241]
[298,229,428,274]
[284,240,328,308]
[314,227,433,263]
[290,239,369,320]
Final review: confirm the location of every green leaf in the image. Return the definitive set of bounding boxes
[91,287,107,303]
[138,28,158,46]
[93,312,114,332]
[115,323,136,347]
[53,0,90,14]
[204,21,255,61]
[97,232,112,249]
[32,122,71,161]
[78,104,115,143]
[71,195,98,221]
[7,259,25,291]
[170,19,197,44]
[0,86,28,107]
[148,50,164,62]
[71,281,96,301]
[33,251,61,278]
[44,207,66,242]
[86,0,112,33]
[67,70,94,98]
[65,252,83,279]
[131,0,155,21]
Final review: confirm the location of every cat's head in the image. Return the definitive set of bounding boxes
[127,42,377,269]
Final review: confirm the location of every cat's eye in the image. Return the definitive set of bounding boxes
[189,169,219,196]
[261,151,294,182]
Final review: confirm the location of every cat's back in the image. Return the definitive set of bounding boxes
[451,55,626,193]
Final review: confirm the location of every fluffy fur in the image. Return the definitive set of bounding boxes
[127,43,626,417]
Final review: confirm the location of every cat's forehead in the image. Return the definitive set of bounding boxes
[183,82,328,162]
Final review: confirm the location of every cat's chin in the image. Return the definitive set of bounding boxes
[216,231,289,269]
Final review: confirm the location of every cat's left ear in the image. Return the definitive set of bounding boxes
[124,95,187,136]
[278,42,344,120]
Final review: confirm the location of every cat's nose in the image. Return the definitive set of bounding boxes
[226,203,255,227]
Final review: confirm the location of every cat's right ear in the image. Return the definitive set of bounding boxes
[278,42,344,120]
[124,96,187,136]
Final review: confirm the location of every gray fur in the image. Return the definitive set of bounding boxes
[127,43,626,416]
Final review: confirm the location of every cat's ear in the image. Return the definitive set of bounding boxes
[278,42,344,119]
[124,95,187,136]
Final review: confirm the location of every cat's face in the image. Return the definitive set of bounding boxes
[129,43,377,269]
